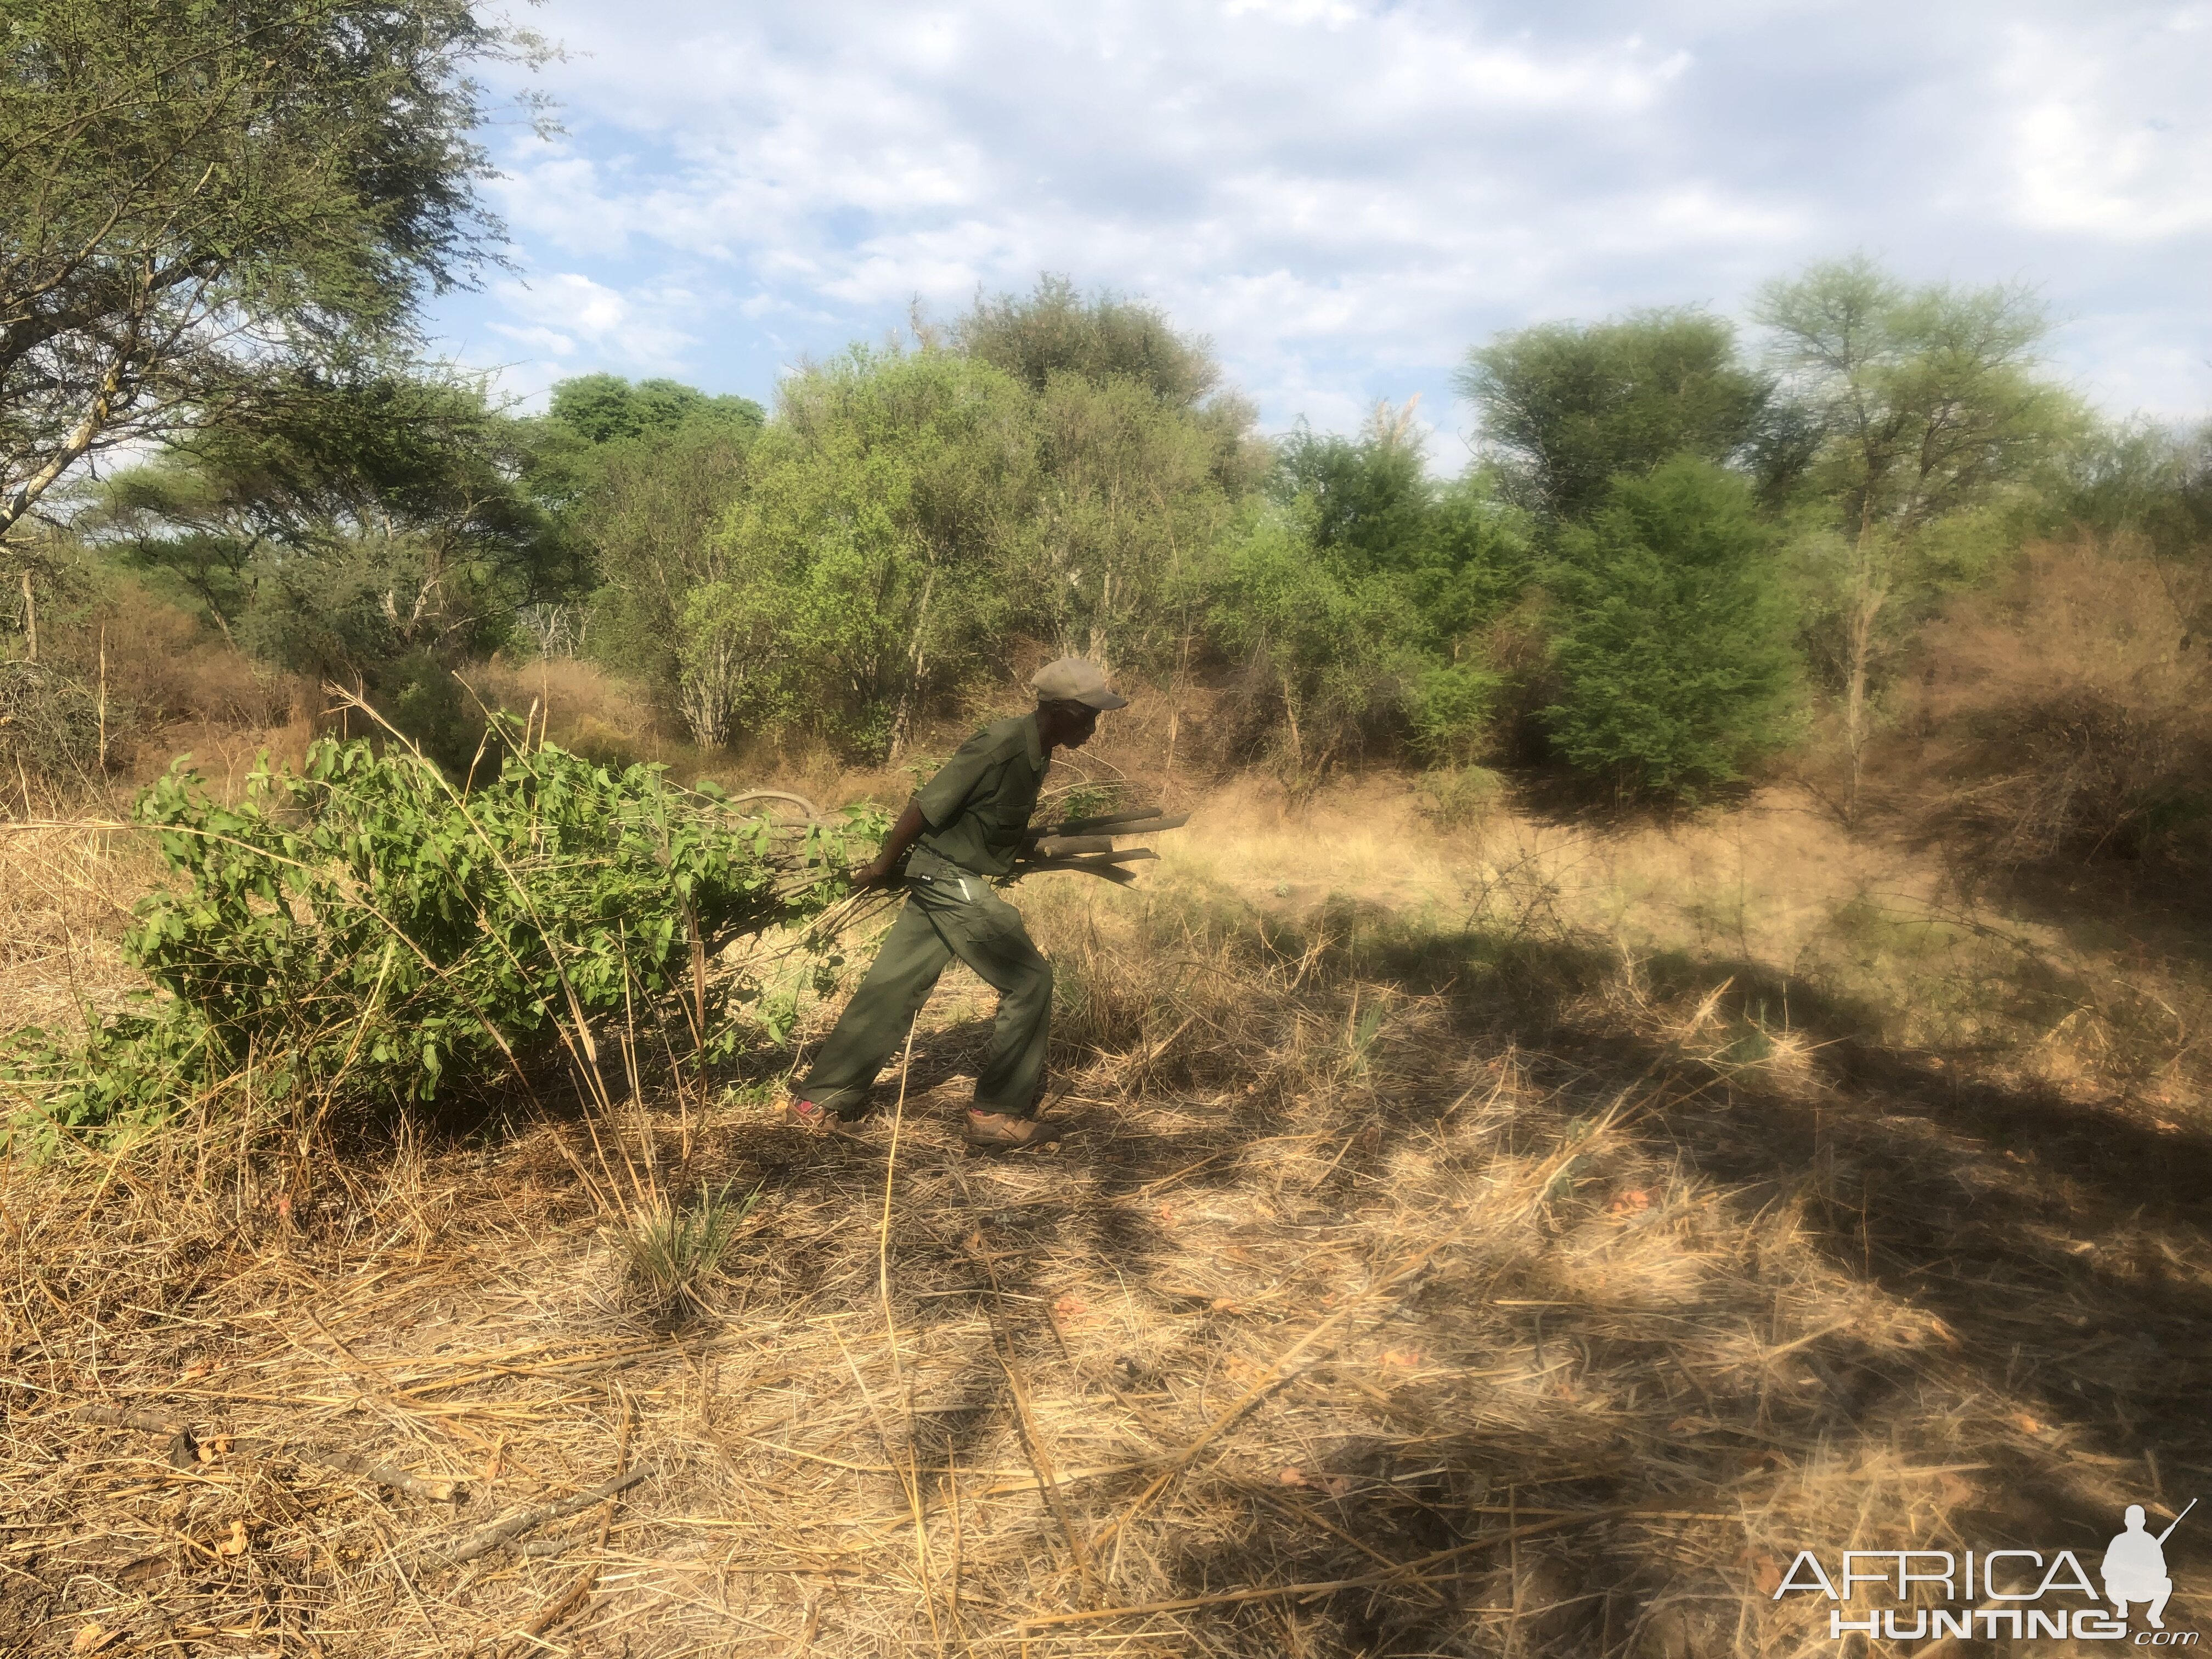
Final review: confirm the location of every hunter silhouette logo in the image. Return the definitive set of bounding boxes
[1773,1498,2199,1642]
[2107,1500,2193,1629]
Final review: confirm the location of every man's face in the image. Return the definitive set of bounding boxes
[1060,703,1100,748]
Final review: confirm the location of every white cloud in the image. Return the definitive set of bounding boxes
[437,0,2212,428]
[1224,0,1364,29]
[1994,10,2212,240]
[490,271,701,369]
[486,322,576,357]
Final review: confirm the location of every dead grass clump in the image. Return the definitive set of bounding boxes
[0,821,151,1041]
[466,656,668,768]
[0,661,105,802]
[619,1180,757,1324]
[12,578,303,796]
[80,584,299,736]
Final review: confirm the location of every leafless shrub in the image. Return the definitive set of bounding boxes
[1906,540,2212,875]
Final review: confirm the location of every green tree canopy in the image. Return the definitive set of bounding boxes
[579,423,760,744]
[1754,256,2081,810]
[1197,409,1532,780]
[956,275,1222,410]
[528,375,770,616]
[1458,310,1777,524]
[1201,507,1420,781]
[1271,414,1536,646]
[0,0,528,540]
[1543,456,1801,800]
[1028,371,1238,670]
[685,349,1038,758]
[582,341,1267,758]
[81,365,560,758]
[1272,419,1436,574]
[547,374,765,447]
[955,276,1265,496]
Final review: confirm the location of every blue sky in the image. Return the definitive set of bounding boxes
[431,0,2212,458]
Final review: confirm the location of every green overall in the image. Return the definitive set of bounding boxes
[799,714,1052,1119]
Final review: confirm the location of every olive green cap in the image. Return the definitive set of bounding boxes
[1030,656,1128,710]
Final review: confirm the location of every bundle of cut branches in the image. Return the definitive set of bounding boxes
[1015,803,1189,887]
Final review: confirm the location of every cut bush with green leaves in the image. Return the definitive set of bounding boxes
[3,727,884,1144]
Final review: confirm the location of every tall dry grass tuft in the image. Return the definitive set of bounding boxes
[620,1180,759,1325]
[466,656,668,768]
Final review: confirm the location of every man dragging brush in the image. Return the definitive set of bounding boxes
[786,657,1127,1150]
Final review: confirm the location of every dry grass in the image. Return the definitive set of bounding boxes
[1896,540,2212,883]
[3,782,2210,1657]
[464,661,671,774]
[0,821,153,1039]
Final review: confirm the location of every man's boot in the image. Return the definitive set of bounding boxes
[964,1109,1065,1150]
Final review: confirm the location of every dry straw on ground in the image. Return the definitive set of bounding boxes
[2,789,2209,1657]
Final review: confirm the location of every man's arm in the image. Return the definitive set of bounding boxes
[859,724,1002,887]
[853,800,930,889]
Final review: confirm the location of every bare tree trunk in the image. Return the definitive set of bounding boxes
[1161,623,1192,805]
[1087,566,1114,672]
[679,633,740,749]
[1841,524,1890,826]
[887,565,936,764]
[0,333,138,543]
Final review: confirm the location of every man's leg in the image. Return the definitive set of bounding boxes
[938,885,1053,1117]
[798,898,953,1118]
[2148,1579,2172,1628]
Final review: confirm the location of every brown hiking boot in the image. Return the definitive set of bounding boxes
[963,1109,1066,1151]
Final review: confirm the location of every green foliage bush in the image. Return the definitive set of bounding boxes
[1543,457,1801,799]
[2,732,881,1148]
[1199,421,1532,779]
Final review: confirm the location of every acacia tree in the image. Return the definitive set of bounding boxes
[0,0,526,541]
[953,278,1263,674]
[575,425,759,747]
[956,275,1222,410]
[955,276,1266,490]
[92,367,552,660]
[1457,310,1779,524]
[1030,372,1232,670]
[1756,258,2079,816]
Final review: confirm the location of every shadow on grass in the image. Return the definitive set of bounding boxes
[304,882,2209,1656]
[674,888,2212,1655]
